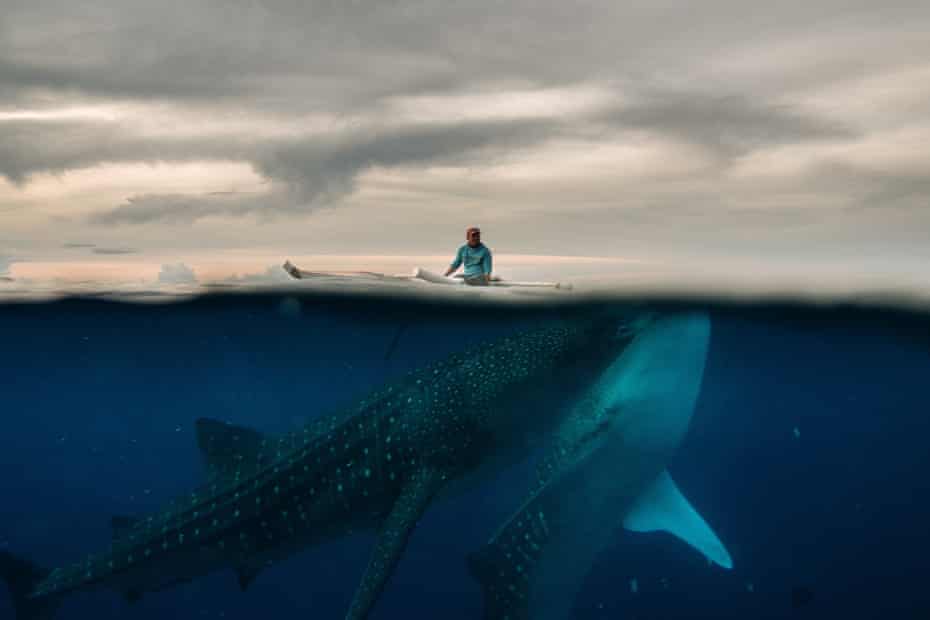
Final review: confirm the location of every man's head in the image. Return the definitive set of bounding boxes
[466,227,482,247]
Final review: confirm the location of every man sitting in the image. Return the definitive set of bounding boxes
[444,226,493,285]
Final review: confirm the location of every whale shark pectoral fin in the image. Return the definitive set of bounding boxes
[344,467,445,620]
[468,508,548,620]
[623,470,733,569]
[195,418,267,479]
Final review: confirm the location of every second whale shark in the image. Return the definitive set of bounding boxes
[469,312,732,619]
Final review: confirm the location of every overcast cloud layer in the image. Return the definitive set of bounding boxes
[2,0,929,264]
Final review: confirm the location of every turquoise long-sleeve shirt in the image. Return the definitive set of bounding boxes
[449,243,492,278]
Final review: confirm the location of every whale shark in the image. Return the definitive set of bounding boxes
[1,312,638,620]
[468,312,732,620]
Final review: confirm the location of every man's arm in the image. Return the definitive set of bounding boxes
[444,247,463,276]
[482,249,492,283]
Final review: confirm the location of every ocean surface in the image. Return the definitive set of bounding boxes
[1,285,929,619]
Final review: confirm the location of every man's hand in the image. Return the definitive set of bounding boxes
[444,267,455,277]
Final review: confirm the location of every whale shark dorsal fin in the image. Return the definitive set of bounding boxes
[623,470,733,569]
[195,418,266,480]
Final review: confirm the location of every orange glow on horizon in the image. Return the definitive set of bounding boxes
[9,254,645,283]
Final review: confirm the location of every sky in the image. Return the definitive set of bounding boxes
[1,1,929,284]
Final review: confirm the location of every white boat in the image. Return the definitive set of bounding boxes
[282,261,572,290]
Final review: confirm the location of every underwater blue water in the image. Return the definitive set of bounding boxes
[1,293,929,619]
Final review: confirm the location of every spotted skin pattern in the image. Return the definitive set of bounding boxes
[7,315,632,620]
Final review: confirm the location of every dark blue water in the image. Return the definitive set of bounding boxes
[1,293,929,619]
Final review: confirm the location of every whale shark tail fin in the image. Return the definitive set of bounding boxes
[0,551,62,620]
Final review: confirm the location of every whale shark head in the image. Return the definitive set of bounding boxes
[554,311,711,464]
[602,311,711,455]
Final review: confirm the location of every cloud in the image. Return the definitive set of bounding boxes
[251,118,557,203]
[0,118,256,185]
[2,0,929,262]
[597,92,857,161]
[0,254,10,276]
[92,247,138,255]
[63,242,97,248]
[0,2,608,108]
[89,192,269,225]
[217,264,293,285]
[5,1,926,118]
[1,89,857,228]
[88,117,557,224]
[157,262,197,285]
[0,1,865,186]
[798,161,930,213]
[3,1,915,104]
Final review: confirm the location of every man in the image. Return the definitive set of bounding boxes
[445,226,493,285]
